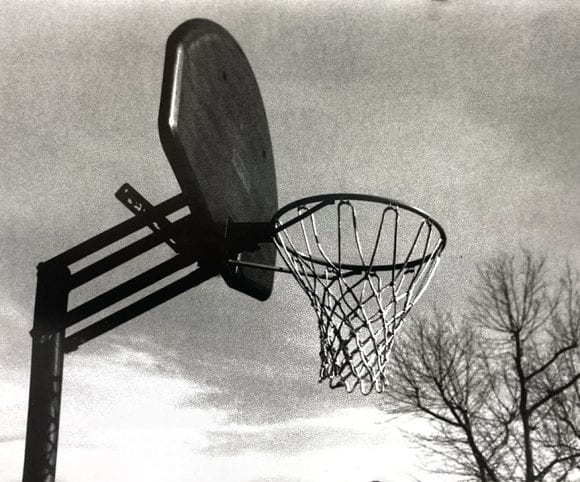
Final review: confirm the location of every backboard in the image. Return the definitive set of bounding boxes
[158,19,277,301]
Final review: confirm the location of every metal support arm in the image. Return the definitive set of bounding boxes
[23,187,212,482]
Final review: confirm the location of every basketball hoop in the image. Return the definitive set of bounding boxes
[271,194,446,394]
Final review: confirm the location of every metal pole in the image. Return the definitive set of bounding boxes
[23,262,70,482]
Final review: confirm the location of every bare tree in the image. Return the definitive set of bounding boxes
[381,252,580,481]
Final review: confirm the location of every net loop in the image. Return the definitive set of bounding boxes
[272,194,446,395]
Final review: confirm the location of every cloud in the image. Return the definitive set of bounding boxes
[0,344,225,481]
[60,345,222,443]
[220,407,390,435]
[2,342,424,482]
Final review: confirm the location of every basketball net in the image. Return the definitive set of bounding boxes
[273,196,445,395]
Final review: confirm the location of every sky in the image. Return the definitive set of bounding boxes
[1,0,579,481]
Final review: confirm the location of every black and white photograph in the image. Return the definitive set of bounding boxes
[1,1,578,481]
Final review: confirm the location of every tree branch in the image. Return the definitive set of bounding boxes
[528,373,580,415]
[535,452,580,481]
[380,252,579,482]
[414,388,463,427]
[525,343,578,382]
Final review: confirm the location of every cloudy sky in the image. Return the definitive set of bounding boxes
[1,1,579,481]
